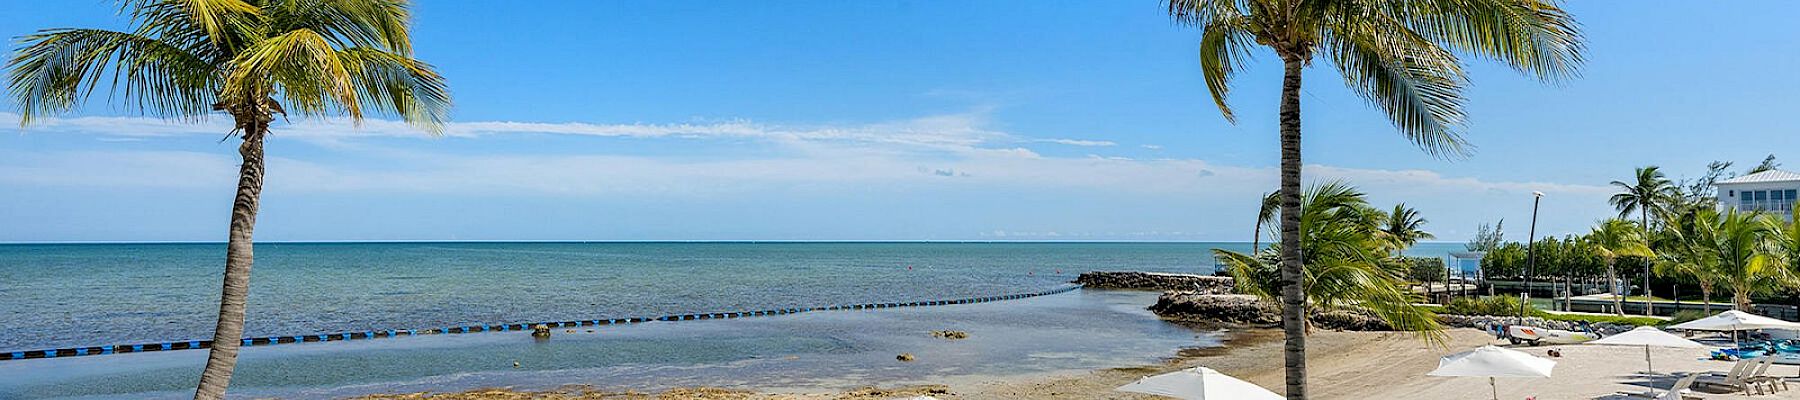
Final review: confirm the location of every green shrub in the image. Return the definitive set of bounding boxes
[1441,296,1664,326]
[1445,296,1528,316]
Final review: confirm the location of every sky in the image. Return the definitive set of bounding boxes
[0,2,1796,242]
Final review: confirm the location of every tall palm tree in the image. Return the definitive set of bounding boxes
[1587,219,1651,316]
[1610,166,1677,315]
[1166,2,1582,397]
[1216,182,1444,338]
[6,1,449,398]
[1379,203,1434,254]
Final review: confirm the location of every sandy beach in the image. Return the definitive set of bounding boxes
[361,328,1800,400]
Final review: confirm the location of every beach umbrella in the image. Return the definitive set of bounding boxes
[1115,366,1283,400]
[1588,326,1707,375]
[1669,310,1800,347]
[1428,345,1557,400]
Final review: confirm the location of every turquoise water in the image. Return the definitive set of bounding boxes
[0,242,1464,399]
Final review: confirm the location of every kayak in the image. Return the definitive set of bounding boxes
[1505,325,1601,346]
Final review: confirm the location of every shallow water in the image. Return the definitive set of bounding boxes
[0,242,1466,399]
[0,289,1214,399]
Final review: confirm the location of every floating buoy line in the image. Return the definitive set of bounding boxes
[0,285,1082,361]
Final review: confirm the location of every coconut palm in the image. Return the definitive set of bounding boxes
[1764,203,1800,307]
[1610,166,1677,315]
[1165,2,1583,396]
[1587,219,1652,316]
[1215,182,1444,340]
[6,1,449,398]
[1692,209,1785,311]
[1654,210,1721,313]
[1253,191,1280,250]
[1379,203,1434,254]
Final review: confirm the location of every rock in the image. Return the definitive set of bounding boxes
[1075,271,1235,293]
[531,324,551,339]
[896,353,916,362]
[1149,292,1392,331]
[1150,293,1279,325]
[930,330,969,340]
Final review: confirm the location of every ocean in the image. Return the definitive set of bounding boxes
[0,242,1465,399]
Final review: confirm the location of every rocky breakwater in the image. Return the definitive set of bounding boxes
[1148,291,1394,331]
[1075,271,1235,293]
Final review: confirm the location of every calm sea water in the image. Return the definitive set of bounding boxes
[0,242,1463,399]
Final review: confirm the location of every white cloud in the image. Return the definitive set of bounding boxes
[1035,138,1117,147]
[0,110,1620,240]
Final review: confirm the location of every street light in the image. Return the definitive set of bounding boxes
[1522,191,1543,324]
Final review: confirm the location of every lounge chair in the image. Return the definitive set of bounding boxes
[1745,355,1789,394]
[1624,373,1702,400]
[1695,356,1773,395]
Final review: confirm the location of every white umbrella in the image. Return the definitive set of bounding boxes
[1115,366,1283,400]
[1428,345,1557,400]
[1588,326,1708,375]
[1669,310,1800,347]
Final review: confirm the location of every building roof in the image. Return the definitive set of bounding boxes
[1717,169,1800,185]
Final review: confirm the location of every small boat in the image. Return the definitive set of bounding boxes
[1502,324,1601,346]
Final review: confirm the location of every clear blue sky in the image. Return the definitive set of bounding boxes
[1,1,1796,242]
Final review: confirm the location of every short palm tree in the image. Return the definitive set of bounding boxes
[1763,203,1800,305]
[1610,166,1677,315]
[1587,219,1651,316]
[1696,209,1785,311]
[1379,203,1434,254]
[6,1,449,399]
[1165,2,1583,397]
[1654,210,1721,313]
[1215,182,1445,340]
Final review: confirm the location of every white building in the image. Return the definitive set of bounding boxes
[1716,169,1800,219]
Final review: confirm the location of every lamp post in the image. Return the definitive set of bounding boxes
[1522,191,1543,324]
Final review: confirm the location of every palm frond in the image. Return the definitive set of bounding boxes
[224,28,360,118]
[1395,0,1586,82]
[1324,11,1471,158]
[7,28,216,124]
[336,47,449,131]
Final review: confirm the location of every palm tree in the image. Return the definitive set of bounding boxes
[6,1,449,398]
[1587,219,1651,316]
[1696,209,1784,311]
[1654,210,1721,313]
[1610,166,1677,315]
[1379,203,1434,254]
[1254,191,1280,250]
[1762,203,1800,309]
[1165,2,1583,396]
[1216,182,1444,339]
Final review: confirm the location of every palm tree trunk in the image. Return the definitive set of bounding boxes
[1608,263,1622,316]
[194,116,268,400]
[1642,209,1653,316]
[1275,58,1308,400]
[1701,284,1713,314]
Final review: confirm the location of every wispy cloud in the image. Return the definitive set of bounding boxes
[0,110,1618,240]
[1035,138,1117,147]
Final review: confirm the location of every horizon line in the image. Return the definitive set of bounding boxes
[0,239,1472,245]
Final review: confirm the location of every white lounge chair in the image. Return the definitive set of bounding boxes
[1625,373,1702,400]
[1745,356,1789,394]
[1694,356,1771,394]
